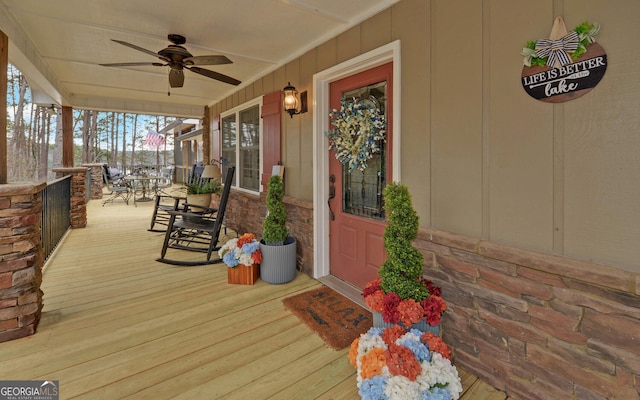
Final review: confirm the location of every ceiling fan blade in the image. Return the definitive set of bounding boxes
[169,69,185,88]
[111,39,169,62]
[100,62,165,67]
[183,55,232,66]
[188,66,241,86]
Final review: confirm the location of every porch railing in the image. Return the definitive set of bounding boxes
[42,175,71,262]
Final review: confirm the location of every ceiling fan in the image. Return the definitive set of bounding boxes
[100,34,241,88]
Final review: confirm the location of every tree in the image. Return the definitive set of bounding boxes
[37,107,50,179]
[120,113,128,170]
[155,116,161,166]
[90,110,98,162]
[52,107,62,169]
[130,114,138,168]
[8,70,28,180]
[81,110,90,163]
[6,66,37,181]
[109,112,117,165]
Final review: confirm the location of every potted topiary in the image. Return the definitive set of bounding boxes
[259,174,297,284]
[348,184,457,399]
[361,182,447,334]
[184,180,221,209]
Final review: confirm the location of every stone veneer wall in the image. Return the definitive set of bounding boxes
[417,228,640,400]
[81,163,104,200]
[0,183,46,342]
[53,168,88,228]
[223,190,313,276]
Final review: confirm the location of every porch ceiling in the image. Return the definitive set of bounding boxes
[1,0,398,118]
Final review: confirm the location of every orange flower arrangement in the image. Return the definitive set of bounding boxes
[421,331,452,360]
[348,337,360,367]
[359,347,387,379]
[363,282,385,311]
[396,299,424,328]
[385,343,422,381]
[350,326,463,399]
[381,325,405,347]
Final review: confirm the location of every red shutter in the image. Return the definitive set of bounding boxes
[261,90,281,187]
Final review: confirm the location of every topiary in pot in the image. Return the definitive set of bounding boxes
[259,174,297,284]
[377,183,428,301]
[361,182,447,332]
[262,175,288,245]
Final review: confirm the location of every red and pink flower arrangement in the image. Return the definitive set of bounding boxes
[363,277,447,328]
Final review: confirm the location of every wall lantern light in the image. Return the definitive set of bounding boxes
[201,158,225,181]
[201,163,222,181]
[283,82,307,118]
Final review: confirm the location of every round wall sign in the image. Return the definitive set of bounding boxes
[520,17,607,103]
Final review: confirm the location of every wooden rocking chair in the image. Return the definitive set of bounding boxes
[148,164,202,232]
[156,166,235,266]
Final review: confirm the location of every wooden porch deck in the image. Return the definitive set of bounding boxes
[0,197,507,399]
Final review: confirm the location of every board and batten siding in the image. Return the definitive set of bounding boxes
[210,1,640,397]
[212,0,640,272]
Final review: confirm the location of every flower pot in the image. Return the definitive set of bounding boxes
[350,326,461,399]
[186,193,212,209]
[259,237,297,284]
[371,311,441,335]
[210,193,221,209]
[227,264,260,285]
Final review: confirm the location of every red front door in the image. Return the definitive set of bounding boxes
[328,63,393,289]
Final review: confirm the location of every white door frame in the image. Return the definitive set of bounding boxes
[312,40,402,279]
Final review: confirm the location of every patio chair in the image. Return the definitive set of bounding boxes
[154,166,174,196]
[102,164,124,183]
[102,165,131,206]
[148,164,198,232]
[156,166,235,266]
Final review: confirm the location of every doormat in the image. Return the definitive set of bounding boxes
[282,286,372,350]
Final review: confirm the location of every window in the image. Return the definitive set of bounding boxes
[221,98,262,192]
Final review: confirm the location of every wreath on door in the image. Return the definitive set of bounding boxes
[326,97,386,172]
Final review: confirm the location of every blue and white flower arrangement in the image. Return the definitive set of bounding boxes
[349,326,462,400]
[326,97,386,172]
[218,233,263,267]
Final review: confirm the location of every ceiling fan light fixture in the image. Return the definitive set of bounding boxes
[169,68,185,88]
[101,34,240,88]
[159,45,192,61]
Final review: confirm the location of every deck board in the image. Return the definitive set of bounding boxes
[0,198,506,399]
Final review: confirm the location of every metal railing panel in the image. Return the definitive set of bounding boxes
[42,176,71,262]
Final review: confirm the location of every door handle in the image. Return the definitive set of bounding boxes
[328,174,335,221]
